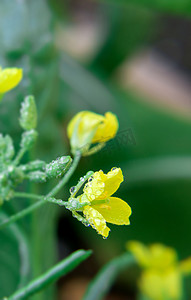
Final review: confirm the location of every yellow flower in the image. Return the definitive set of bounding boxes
[67,111,118,154]
[127,241,191,300]
[78,168,132,238]
[0,67,23,94]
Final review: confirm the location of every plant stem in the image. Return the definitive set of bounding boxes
[14,192,70,207]
[13,148,27,166]
[14,192,43,201]
[70,170,93,198]
[0,151,81,230]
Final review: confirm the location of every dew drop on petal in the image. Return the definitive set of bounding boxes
[111,167,117,171]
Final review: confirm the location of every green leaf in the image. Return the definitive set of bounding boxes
[0,212,30,298]
[8,249,92,300]
[83,253,135,300]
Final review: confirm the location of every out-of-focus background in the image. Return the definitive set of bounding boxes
[1,0,191,299]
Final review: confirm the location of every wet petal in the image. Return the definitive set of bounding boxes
[83,205,110,238]
[93,197,131,225]
[84,168,123,201]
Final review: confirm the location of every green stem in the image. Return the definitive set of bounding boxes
[14,192,74,207]
[14,192,43,201]
[13,148,27,166]
[0,201,46,230]
[0,151,81,230]
[70,170,93,198]
[7,250,92,300]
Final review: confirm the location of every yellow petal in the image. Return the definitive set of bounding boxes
[149,244,177,270]
[92,197,131,225]
[127,241,151,268]
[127,242,177,270]
[0,67,22,93]
[179,257,191,275]
[84,167,123,201]
[164,268,182,300]
[92,112,119,143]
[140,268,182,300]
[140,270,165,300]
[83,205,110,238]
[67,111,104,147]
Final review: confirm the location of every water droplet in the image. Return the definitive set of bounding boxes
[70,186,75,194]
[88,176,93,182]
[111,167,117,171]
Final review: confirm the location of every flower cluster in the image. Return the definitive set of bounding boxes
[0,65,131,239]
[127,241,191,300]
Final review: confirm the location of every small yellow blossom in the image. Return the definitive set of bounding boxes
[127,241,191,300]
[77,168,131,238]
[0,67,23,94]
[67,111,118,154]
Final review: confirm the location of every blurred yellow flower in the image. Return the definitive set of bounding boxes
[127,241,191,300]
[67,111,118,154]
[0,67,23,94]
[78,168,131,238]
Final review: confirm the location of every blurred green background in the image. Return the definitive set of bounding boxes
[1,0,191,299]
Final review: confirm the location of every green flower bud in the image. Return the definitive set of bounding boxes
[19,95,37,130]
[0,134,14,162]
[20,130,38,150]
[20,160,46,172]
[45,156,72,179]
[27,171,47,183]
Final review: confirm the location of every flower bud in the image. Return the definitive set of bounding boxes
[20,130,38,150]
[20,95,37,130]
[0,134,15,162]
[67,111,118,155]
[20,160,46,172]
[27,171,47,183]
[45,156,72,178]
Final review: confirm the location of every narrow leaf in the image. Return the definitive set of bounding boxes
[7,249,92,300]
[83,253,135,300]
